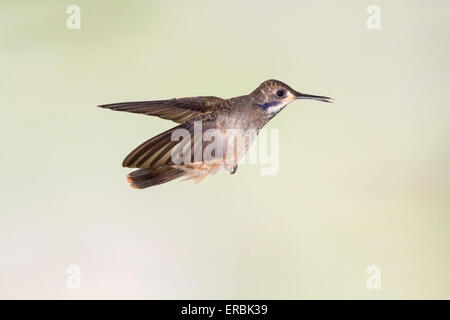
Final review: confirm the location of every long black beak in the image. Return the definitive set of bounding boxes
[295,91,333,103]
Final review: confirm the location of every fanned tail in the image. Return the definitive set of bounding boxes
[127,167,185,189]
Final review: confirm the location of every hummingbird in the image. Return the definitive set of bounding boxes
[99,79,332,189]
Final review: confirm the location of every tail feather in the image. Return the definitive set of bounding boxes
[127,167,185,189]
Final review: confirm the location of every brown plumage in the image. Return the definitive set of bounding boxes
[99,79,332,188]
[100,96,223,123]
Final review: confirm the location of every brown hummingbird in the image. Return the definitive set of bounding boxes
[99,79,332,188]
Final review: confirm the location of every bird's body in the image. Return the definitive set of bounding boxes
[99,79,331,188]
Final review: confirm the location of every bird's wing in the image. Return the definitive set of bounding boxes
[98,96,223,123]
[122,114,219,169]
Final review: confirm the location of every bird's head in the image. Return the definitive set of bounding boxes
[251,79,332,116]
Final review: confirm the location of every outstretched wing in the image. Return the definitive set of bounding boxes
[122,114,219,169]
[98,96,223,123]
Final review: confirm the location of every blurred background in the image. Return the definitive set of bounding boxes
[0,0,449,299]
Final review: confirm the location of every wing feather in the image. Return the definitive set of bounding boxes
[122,114,220,169]
[99,96,223,123]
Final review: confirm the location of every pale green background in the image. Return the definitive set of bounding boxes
[1,0,449,299]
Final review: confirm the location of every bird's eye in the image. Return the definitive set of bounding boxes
[276,89,285,97]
